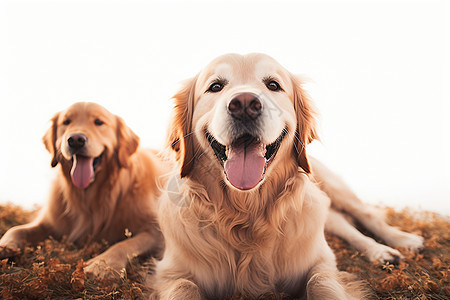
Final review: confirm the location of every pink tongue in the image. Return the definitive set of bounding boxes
[224,143,266,190]
[71,155,94,189]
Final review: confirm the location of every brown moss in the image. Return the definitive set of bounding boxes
[327,207,450,299]
[0,203,448,299]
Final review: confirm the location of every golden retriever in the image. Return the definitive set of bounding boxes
[152,53,423,299]
[0,102,164,277]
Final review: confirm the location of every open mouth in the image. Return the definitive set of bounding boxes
[206,129,286,190]
[70,152,104,189]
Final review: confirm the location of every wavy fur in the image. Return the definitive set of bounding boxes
[153,54,370,299]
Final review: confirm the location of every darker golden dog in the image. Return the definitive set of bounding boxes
[0,102,164,277]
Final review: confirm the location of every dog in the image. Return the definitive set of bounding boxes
[0,102,164,277]
[152,53,424,299]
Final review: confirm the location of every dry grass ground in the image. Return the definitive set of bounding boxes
[0,203,448,299]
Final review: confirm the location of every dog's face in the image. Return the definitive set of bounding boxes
[170,53,317,191]
[43,102,139,189]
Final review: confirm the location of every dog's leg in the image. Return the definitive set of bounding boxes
[310,157,424,251]
[326,209,402,264]
[306,262,369,300]
[151,255,202,300]
[84,230,162,278]
[155,278,201,300]
[0,219,52,258]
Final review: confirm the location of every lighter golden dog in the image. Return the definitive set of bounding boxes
[0,102,164,277]
[153,53,423,299]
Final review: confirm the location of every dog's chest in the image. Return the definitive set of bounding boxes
[63,191,126,243]
[196,223,307,298]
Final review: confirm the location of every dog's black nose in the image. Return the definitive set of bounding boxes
[68,134,87,149]
[228,93,262,120]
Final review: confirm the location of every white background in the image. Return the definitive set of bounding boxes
[0,0,449,214]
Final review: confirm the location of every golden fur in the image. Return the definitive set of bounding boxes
[0,56,424,296]
[153,53,371,299]
[0,102,164,277]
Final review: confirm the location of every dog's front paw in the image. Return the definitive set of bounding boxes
[0,234,22,258]
[84,255,127,279]
[0,228,26,256]
[163,279,201,300]
[365,244,403,265]
[0,245,21,259]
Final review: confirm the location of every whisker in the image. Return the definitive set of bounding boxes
[285,128,306,155]
[193,147,209,162]
[292,130,306,153]
[198,133,215,159]
[283,128,300,154]
[170,130,202,169]
[285,129,299,155]
[197,151,206,159]
[171,131,195,148]
[179,146,203,171]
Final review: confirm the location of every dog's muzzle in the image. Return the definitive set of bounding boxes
[206,129,286,191]
[66,134,104,190]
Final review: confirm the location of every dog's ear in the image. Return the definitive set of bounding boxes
[291,75,318,173]
[116,116,140,168]
[42,113,60,168]
[168,75,198,178]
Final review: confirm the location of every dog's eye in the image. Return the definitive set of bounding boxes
[266,81,281,92]
[62,119,71,125]
[208,82,224,93]
[94,119,104,126]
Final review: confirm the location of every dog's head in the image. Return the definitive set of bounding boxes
[43,102,139,189]
[169,53,317,191]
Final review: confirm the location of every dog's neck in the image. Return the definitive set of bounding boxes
[185,154,305,252]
